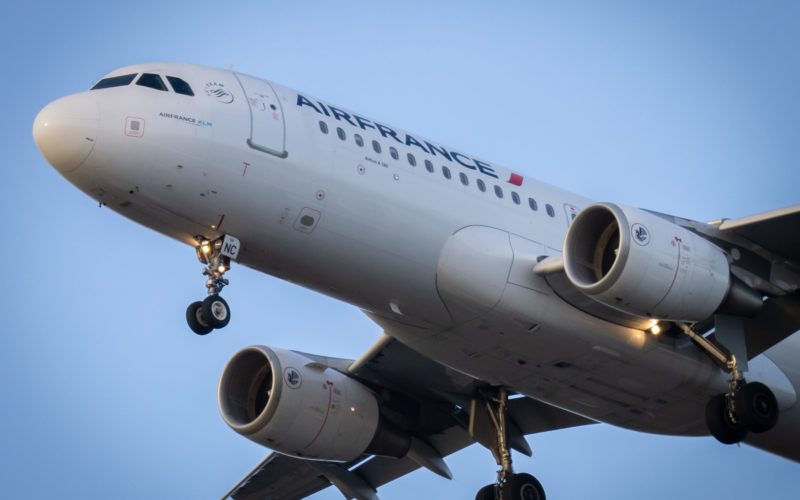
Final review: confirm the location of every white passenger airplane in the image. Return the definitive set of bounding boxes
[33,63,800,500]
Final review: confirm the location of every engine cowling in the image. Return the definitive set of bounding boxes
[563,202,731,321]
[218,345,406,462]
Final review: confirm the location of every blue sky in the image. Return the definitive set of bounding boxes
[2,1,799,498]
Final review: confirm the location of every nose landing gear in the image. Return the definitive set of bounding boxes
[186,235,240,335]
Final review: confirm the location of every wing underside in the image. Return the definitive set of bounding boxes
[714,204,800,263]
[224,336,593,500]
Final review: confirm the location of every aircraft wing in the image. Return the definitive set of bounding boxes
[705,205,800,357]
[713,204,800,262]
[223,335,594,500]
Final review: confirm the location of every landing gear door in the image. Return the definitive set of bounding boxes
[234,72,287,158]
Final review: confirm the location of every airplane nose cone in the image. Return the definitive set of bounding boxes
[33,94,99,173]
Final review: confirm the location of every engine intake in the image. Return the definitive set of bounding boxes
[218,345,409,461]
[563,203,732,321]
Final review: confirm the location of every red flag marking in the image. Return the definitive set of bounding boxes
[508,172,523,186]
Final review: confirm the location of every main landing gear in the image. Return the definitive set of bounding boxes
[475,389,546,500]
[186,235,240,335]
[678,323,779,445]
[704,358,779,444]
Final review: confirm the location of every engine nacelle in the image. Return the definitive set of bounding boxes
[563,203,731,321]
[219,345,402,462]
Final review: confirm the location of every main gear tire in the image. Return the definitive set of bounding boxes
[476,484,496,500]
[503,473,546,500]
[706,393,748,444]
[735,382,779,433]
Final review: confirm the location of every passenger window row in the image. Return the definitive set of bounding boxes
[320,119,557,217]
[91,73,194,96]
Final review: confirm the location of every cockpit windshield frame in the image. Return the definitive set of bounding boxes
[136,73,168,92]
[91,70,195,97]
[166,76,194,96]
[90,73,138,90]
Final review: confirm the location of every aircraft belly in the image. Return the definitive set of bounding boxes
[436,226,514,323]
[384,225,734,435]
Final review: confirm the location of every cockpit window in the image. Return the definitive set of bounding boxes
[136,73,168,91]
[167,76,194,96]
[91,73,137,90]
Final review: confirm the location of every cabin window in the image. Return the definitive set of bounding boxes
[136,73,168,91]
[511,191,521,205]
[407,153,416,166]
[425,160,434,173]
[167,76,194,96]
[390,147,399,160]
[337,127,346,141]
[319,121,329,134]
[546,204,555,217]
[442,166,452,180]
[372,140,382,153]
[494,185,504,199]
[477,179,486,192]
[354,134,364,147]
[459,172,469,186]
[528,198,538,211]
[91,73,137,90]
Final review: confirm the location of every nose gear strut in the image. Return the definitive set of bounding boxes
[186,234,240,335]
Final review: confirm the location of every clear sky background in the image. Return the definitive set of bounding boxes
[2,1,799,498]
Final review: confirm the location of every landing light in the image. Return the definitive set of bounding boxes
[201,243,211,254]
[217,265,227,273]
[650,323,661,335]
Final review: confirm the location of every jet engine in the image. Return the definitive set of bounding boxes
[563,203,732,321]
[218,345,410,461]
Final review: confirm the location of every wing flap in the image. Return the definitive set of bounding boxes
[225,453,338,500]
[715,204,800,262]
[743,293,800,358]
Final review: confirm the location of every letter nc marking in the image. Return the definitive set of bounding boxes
[221,235,241,259]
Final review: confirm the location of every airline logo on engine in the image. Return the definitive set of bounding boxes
[632,223,650,246]
[284,367,302,389]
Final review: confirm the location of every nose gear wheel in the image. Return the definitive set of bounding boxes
[186,235,238,335]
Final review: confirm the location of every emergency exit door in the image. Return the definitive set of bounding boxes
[234,72,287,158]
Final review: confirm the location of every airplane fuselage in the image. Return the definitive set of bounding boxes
[33,63,800,462]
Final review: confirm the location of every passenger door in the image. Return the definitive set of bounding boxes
[234,72,287,158]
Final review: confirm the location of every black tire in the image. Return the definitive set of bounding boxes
[186,301,213,335]
[705,393,748,444]
[735,382,779,433]
[503,473,545,500]
[475,484,496,500]
[201,294,231,329]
